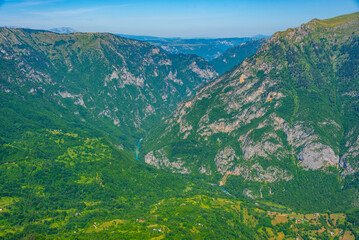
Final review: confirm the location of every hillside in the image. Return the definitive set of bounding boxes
[1,130,355,239]
[0,28,217,148]
[210,38,268,75]
[0,129,272,239]
[142,12,359,212]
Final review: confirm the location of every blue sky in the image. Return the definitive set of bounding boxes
[0,0,358,38]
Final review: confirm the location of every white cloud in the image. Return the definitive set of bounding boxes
[4,0,61,7]
[23,3,132,17]
[28,7,99,16]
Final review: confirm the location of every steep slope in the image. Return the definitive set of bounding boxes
[142,12,359,211]
[210,38,268,75]
[0,28,217,147]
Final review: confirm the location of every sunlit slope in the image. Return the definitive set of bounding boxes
[142,12,359,211]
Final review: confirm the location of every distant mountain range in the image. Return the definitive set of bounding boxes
[50,27,78,34]
[117,34,182,41]
[118,35,270,61]
[46,29,269,61]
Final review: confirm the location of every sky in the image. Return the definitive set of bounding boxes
[0,0,358,38]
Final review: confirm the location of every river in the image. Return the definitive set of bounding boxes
[135,138,143,162]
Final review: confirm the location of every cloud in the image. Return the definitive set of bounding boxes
[4,0,61,7]
[26,4,132,17]
[29,7,99,16]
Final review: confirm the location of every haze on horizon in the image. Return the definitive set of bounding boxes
[0,0,358,38]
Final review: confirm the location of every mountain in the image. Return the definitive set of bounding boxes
[1,15,359,239]
[118,35,267,61]
[0,27,217,148]
[142,12,359,212]
[50,27,78,34]
[0,27,343,240]
[0,27,275,239]
[210,38,268,75]
[117,34,181,41]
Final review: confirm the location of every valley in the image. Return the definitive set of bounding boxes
[0,9,359,240]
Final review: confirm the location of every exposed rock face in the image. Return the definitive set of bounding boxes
[341,129,359,175]
[145,150,190,174]
[213,145,293,182]
[199,166,212,175]
[299,143,339,169]
[240,129,286,160]
[190,61,218,79]
[214,146,237,173]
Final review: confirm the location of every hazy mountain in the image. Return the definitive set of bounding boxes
[117,34,181,41]
[118,35,268,61]
[210,38,268,75]
[142,12,359,212]
[50,27,78,34]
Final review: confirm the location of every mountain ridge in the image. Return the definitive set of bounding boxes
[129,36,269,61]
[210,38,268,75]
[0,27,218,148]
